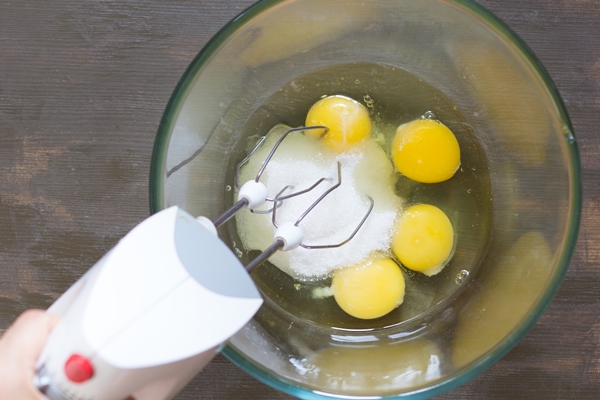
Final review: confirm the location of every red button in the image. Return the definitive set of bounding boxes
[64,354,94,383]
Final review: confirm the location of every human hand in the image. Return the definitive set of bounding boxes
[0,310,58,399]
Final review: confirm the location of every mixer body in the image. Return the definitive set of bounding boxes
[35,207,263,400]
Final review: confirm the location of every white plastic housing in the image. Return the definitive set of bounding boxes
[36,207,262,400]
[238,180,268,209]
[274,222,304,251]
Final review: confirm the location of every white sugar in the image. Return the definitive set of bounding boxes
[236,124,401,280]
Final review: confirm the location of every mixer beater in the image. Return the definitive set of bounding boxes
[209,125,374,271]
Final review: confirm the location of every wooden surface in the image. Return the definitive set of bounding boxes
[0,0,598,398]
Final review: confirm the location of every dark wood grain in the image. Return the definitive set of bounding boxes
[1,0,598,399]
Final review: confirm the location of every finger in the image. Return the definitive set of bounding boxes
[0,309,59,364]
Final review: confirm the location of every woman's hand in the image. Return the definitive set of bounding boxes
[0,310,58,399]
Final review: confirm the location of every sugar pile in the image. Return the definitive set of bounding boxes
[235,124,401,280]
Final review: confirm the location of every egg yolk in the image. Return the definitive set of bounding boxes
[332,258,405,319]
[392,118,460,183]
[305,95,371,153]
[392,204,454,277]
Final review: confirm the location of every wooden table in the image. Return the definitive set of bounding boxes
[1,0,598,398]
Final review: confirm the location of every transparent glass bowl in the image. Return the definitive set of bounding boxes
[150,0,581,398]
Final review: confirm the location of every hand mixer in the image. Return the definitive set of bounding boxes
[33,126,374,400]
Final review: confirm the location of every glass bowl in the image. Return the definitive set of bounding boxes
[150,0,581,398]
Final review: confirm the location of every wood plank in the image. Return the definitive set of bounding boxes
[0,0,597,398]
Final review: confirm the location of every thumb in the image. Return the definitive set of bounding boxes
[0,309,59,365]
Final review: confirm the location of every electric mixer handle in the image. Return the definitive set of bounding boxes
[34,207,263,400]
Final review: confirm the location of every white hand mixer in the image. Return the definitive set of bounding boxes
[33,126,373,400]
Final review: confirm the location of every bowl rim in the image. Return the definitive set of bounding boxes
[149,0,582,398]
